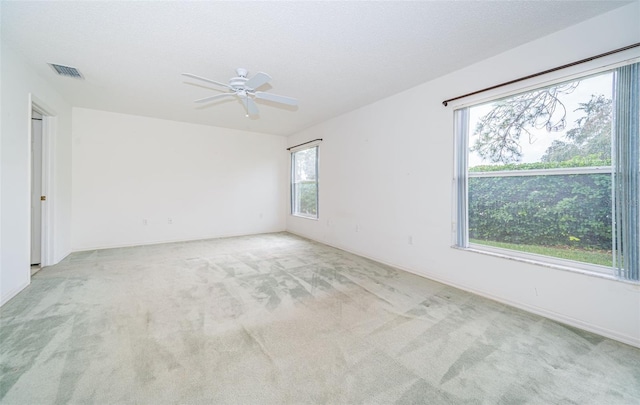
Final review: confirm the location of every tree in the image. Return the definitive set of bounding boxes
[471,82,578,164]
[541,94,611,163]
[293,148,317,181]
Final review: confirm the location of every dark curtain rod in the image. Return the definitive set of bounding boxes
[442,42,640,107]
[286,138,323,151]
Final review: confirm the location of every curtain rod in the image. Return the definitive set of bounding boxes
[442,42,640,107]
[286,138,323,151]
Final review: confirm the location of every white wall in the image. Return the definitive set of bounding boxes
[71,108,287,250]
[286,3,640,347]
[1,42,73,305]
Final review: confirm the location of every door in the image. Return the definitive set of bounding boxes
[31,111,43,265]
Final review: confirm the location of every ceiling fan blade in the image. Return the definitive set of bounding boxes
[254,91,298,106]
[245,72,271,90]
[182,73,233,90]
[245,97,259,116]
[194,93,236,103]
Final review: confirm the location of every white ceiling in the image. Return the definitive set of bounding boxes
[1,1,631,136]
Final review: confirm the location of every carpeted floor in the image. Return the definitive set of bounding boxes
[1,232,639,404]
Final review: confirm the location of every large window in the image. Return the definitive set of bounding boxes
[291,146,318,219]
[454,62,639,281]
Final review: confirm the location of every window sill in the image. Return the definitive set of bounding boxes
[291,214,319,221]
[451,244,639,285]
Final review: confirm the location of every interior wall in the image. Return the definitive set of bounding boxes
[71,108,287,250]
[286,3,640,347]
[0,42,73,305]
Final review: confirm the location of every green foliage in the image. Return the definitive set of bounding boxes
[469,173,612,250]
[296,181,317,216]
[542,95,612,162]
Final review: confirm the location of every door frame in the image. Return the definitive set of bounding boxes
[29,94,56,267]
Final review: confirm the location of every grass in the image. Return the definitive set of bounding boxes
[470,239,613,267]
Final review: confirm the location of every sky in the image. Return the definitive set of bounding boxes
[468,72,613,167]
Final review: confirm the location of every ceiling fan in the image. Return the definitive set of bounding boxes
[182,68,298,117]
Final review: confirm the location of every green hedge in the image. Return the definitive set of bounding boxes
[295,182,317,216]
[469,173,612,250]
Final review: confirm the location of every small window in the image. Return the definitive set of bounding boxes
[291,146,318,219]
[454,63,639,281]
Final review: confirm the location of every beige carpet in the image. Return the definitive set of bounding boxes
[1,232,639,404]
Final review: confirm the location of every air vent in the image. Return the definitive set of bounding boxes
[48,63,84,79]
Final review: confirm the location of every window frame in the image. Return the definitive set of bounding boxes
[453,63,639,282]
[290,145,319,220]
[467,167,616,277]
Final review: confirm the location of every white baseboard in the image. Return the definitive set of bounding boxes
[285,230,640,349]
[0,280,30,307]
[70,228,288,253]
[53,249,72,266]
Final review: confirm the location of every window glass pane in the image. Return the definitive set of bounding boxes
[468,174,613,267]
[466,73,614,267]
[291,146,318,218]
[470,73,613,168]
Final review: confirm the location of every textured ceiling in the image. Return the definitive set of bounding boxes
[1,1,630,136]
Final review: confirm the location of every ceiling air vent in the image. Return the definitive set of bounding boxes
[48,63,84,79]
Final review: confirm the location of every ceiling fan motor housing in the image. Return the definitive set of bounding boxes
[229,68,250,89]
[229,76,248,89]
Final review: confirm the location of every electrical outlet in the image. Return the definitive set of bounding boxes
[355,224,359,232]
[168,218,173,224]
[143,219,148,225]
[408,236,413,245]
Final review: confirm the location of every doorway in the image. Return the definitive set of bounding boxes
[31,110,43,273]
[30,95,55,275]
